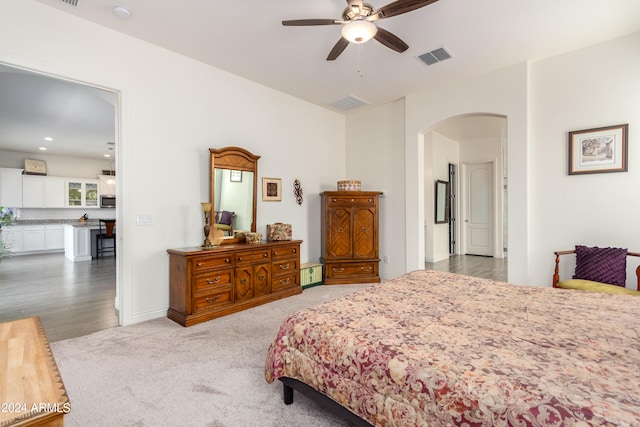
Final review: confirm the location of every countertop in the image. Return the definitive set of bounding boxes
[14,219,112,227]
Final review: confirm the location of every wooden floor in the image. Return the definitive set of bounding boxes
[0,252,118,342]
[425,254,507,282]
[0,253,503,343]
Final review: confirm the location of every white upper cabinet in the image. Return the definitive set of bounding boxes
[0,168,24,207]
[66,179,100,208]
[22,175,66,208]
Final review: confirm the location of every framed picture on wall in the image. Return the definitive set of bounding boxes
[262,177,282,201]
[568,124,628,175]
[230,170,242,182]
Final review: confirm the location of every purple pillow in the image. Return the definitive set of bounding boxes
[219,210,234,226]
[573,245,627,287]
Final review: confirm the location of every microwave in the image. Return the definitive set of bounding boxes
[101,195,116,208]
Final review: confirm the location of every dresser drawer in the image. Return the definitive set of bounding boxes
[235,249,270,266]
[193,270,233,292]
[325,261,378,279]
[191,254,233,272]
[271,245,299,261]
[326,196,377,207]
[193,286,233,313]
[272,258,298,277]
[271,273,299,291]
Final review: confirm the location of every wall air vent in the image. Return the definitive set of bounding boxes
[417,46,453,66]
[56,0,80,7]
[329,95,370,112]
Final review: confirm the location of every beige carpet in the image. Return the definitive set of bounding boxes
[51,284,371,426]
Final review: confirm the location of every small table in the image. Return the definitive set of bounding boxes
[0,317,70,426]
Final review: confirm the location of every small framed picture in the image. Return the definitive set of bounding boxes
[262,177,282,201]
[230,170,242,182]
[568,124,628,175]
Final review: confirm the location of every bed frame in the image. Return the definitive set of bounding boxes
[280,377,373,427]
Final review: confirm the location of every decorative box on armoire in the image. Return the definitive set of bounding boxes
[320,191,382,285]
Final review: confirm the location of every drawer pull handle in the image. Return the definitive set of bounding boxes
[291,249,296,254]
[258,274,266,281]
[332,198,337,202]
[279,263,290,270]
[333,267,344,273]
[205,295,221,303]
[206,277,222,285]
[196,262,202,266]
[238,257,243,261]
[274,251,279,255]
[361,266,372,272]
[263,253,268,257]
[338,228,344,233]
[225,258,231,263]
[241,278,247,285]
[280,278,290,285]
[362,227,367,232]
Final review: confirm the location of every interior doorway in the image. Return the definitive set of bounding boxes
[0,61,120,339]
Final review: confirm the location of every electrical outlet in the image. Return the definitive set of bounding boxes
[383,255,389,264]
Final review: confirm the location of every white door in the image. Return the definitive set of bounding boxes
[464,162,493,256]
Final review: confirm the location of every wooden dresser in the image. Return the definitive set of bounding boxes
[167,240,302,326]
[0,317,70,427]
[320,191,382,285]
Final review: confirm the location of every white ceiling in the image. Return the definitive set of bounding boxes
[1,0,639,159]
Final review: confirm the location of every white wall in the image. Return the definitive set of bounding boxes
[0,1,345,325]
[528,32,640,288]
[427,132,459,262]
[345,99,405,279]
[405,64,529,284]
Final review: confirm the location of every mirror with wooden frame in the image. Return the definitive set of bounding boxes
[210,147,260,244]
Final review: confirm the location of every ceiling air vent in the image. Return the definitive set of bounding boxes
[417,46,453,66]
[329,95,370,112]
[55,0,80,7]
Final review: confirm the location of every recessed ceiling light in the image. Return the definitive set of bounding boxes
[113,4,132,20]
[44,137,53,141]
[39,147,47,151]
[104,154,111,158]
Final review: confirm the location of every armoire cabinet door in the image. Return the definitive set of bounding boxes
[353,207,377,259]
[327,207,352,258]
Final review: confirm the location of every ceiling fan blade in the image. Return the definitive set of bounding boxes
[327,38,350,61]
[282,19,340,26]
[374,27,409,53]
[373,0,439,20]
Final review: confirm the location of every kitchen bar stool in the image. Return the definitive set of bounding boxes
[96,219,116,258]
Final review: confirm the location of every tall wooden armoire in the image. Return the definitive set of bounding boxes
[320,191,382,285]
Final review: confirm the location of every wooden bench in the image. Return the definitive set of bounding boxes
[553,249,640,294]
[0,317,70,426]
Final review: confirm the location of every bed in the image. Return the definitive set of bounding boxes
[264,270,640,426]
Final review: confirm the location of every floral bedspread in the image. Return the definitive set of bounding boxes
[265,270,640,426]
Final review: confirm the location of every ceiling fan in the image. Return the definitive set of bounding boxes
[282,0,439,61]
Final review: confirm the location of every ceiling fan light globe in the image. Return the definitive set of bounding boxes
[341,20,377,44]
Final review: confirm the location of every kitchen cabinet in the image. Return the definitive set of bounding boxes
[22,176,66,208]
[45,224,65,250]
[22,176,46,208]
[1,225,23,252]
[45,177,66,208]
[66,179,99,208]
[22,225,46,252]
[0,168,24,207]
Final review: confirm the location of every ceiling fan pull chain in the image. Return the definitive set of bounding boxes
[357,44,364,78]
